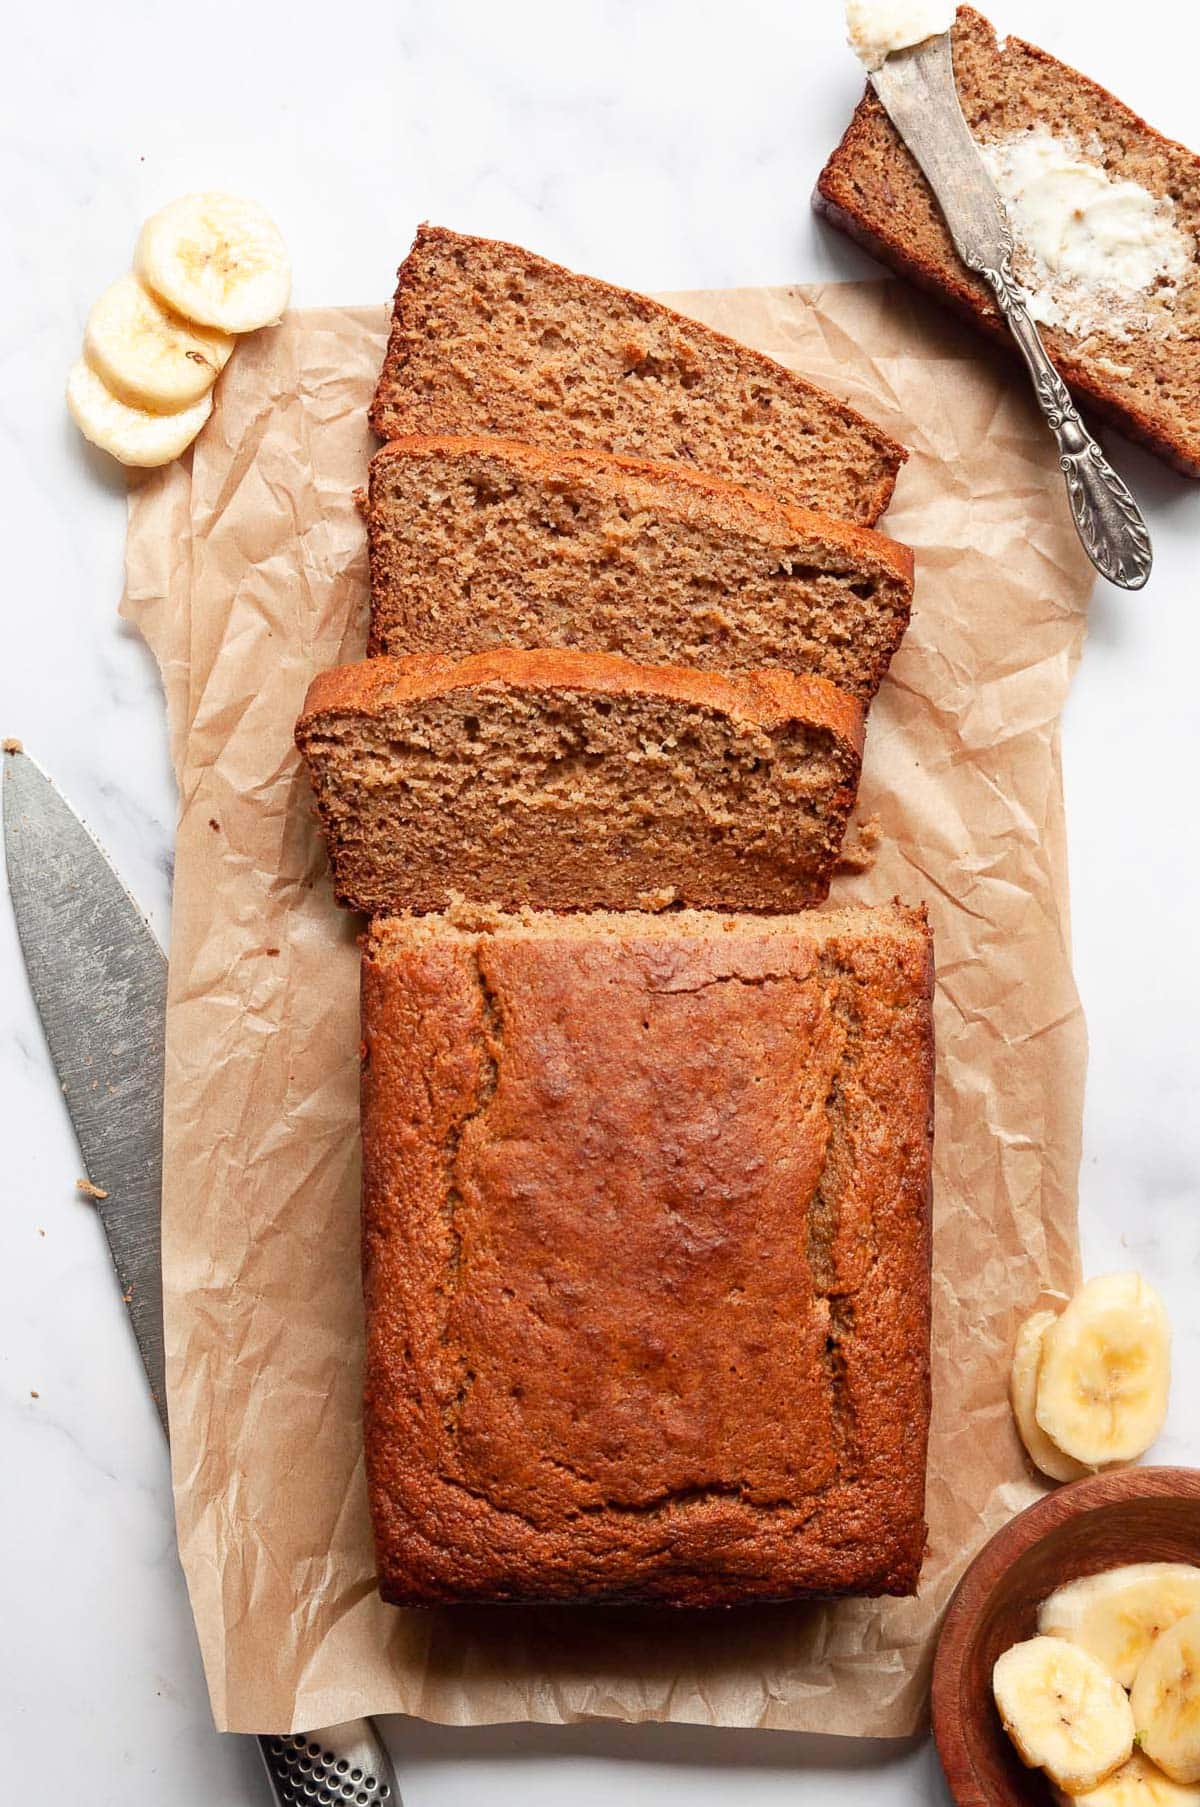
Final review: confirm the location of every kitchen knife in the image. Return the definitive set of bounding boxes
[869,31,1153,591]
[3,746,399,1807]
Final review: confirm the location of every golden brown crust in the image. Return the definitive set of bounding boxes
[370,224,908,521]
[361,905,934,1605]
[815,7,1200,477]
[299,647,866,761]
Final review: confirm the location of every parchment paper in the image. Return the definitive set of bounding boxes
[121,279,1093,1737]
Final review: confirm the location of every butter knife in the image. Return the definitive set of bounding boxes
[2,746,399,1807]
[870,31,1153,590]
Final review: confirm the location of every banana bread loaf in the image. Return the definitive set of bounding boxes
[295,649,865,916]
[365,434,915,700]
[370,224,907,522]
[815,7,1200,475]
[361,902,934,1606]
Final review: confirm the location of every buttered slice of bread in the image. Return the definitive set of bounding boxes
[815,7,1200,476]
[366,434,914,701]
[295,648,864,917]
[370,224,907,524]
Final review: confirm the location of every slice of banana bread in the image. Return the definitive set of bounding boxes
[815,6,1200,475]
[361,902,934,1606]
[365,434,915,701]
[294,649,864,916]
[370,224,907,523]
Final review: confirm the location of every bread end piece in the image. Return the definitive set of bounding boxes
[361,903,933,1605]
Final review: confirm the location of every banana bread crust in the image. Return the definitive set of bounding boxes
[370,224,908,522]
[814,8,1200,476]
[299,645,866,745]
[361,906,934,1606]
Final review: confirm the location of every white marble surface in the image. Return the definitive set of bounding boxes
[2,0,1198,1799]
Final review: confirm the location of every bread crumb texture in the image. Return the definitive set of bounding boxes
[295,650,865,917]
[366,435,913,701]
[370,225,907,521]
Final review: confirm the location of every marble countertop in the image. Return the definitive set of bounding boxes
[3,0,1198,1800]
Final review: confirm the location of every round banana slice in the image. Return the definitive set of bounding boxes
[1132,1607,1200,1785]
[1036,1273,1171,1468]
[85,273,232,413]
[1040,1565,1200,1689]
[136,192,291,333]
[993,1635,1135,1793]
[1011,1309,1094,1483]
[66,358,212,468]
[1051,1749,1200,1804]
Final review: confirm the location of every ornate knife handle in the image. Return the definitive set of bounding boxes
[971,254,1152,590]
[257,1721,399,1805]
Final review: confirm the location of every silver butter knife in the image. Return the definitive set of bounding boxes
[871,32,1153,590]
[3,746,400,1807]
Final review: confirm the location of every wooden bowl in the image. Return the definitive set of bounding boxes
[932,1467,1200,1807]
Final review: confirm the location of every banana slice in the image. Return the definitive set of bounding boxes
[1040,1565,1200,1688]
[66,359,212,468]
[1036,1274,1171,1467]
[994,1635,1135,1793]
[85,273,232,413]
[1051,1750,1200,1804]
[136,192,291,333]
[1012,1309,1094,1483]
[1132,1607,1200,1784]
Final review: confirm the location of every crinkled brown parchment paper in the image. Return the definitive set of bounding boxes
[121,280,1091,1737]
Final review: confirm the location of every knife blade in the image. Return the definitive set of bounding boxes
[4,745,169,1426]
[869,30,1011,272]
[870,32,1153,591]
[3,745,399,1806]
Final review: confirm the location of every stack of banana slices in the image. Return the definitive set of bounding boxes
[67,193,291,468]
[1011,1273,1172,1483]
[994,1564,1200,1800]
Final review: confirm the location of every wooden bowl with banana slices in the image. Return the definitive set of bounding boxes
[933,1468,1200,1807]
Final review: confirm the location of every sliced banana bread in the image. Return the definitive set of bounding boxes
[366,434,915,701]
[815,7,1200,475]
[370,224,907,523]
[295,649,864,916]
[362,902,934,1606]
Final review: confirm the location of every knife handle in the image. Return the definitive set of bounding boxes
[974,258,1153,591]
[257,1721,400,1805]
